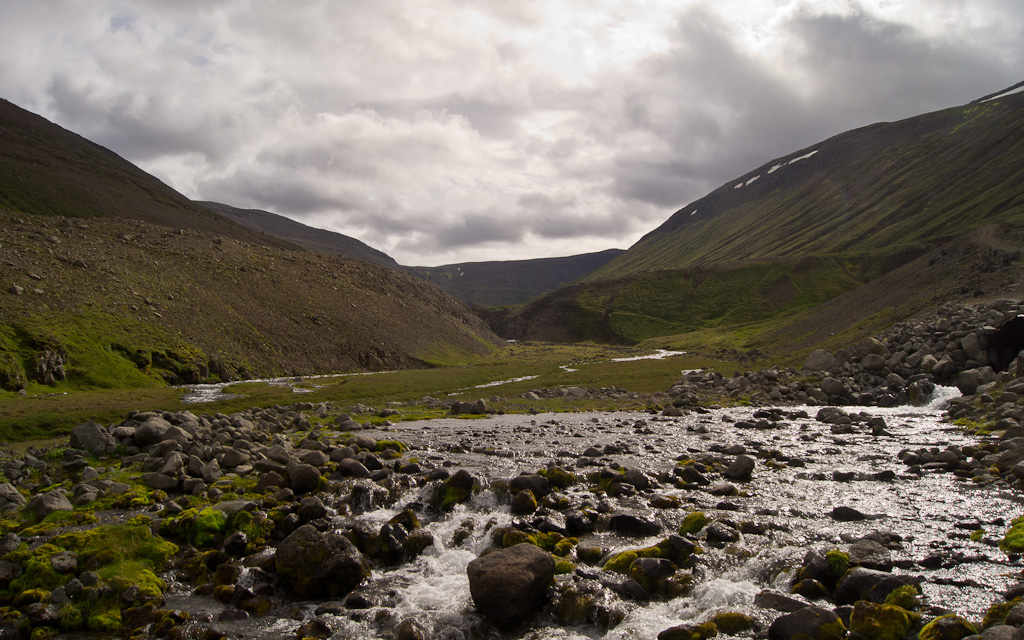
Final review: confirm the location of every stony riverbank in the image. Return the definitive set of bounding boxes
[1,299,1024,639]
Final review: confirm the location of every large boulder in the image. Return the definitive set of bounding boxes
[467,543,555,629]
[768,606,846,640]
[27,491,73,519]
[69,421,114,455]
[134,416,173,447]
[276,524,370,597]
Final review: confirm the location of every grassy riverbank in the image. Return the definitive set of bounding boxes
[0,342,757,443]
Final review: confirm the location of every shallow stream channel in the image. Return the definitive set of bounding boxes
[166,389,1022,639]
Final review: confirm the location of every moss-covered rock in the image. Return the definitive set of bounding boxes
[712,611,753,635]
[982,597,1022,629]
[1001,516,1024,554]
[658,621,718,640]
[850,602,917,640]
[918,615,977,640]
[679,511,709,536]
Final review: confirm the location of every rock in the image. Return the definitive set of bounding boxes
[857,337,890,358]
[834,567,920,605]
[919,614,978,640]
[607,514,662,536]
[849,601,914,640]
[830,506,866,522]
[135,416,173,447]
[466,543,555,629]
[142,472,180,491]
[958,369,983,395]
[768,606,846,640]
[862,354,887,371]
[723,455,755,481]
[0,484,27,510]
[337,459,370,478]
[276,524,370,597]
[849,538,892,572]
[705,522,740,544]
[27,491,73,519]
[510,490,538,515]
[69,421,114,455]
[288,462,321,494]
[510,474,551,498]
[805,350,837,371]
[820,377,845,397]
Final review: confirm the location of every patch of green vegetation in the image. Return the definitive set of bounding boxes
[679,511,709,536]
[982,597,1022,629]
[159,507,228,547]
[1000,515,1024,553]
[918,614,977,640]
[826,549,851,577]
[850,602,917,640]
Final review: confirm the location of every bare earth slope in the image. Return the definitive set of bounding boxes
[0,100,501,391]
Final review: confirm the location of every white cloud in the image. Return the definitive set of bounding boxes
[0,0,1021,265]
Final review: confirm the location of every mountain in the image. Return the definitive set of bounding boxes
[199,201,403,270]
[495,85,1024,352]
[0,99,296,250]
[0,100,500,392]
[408,249,625,307]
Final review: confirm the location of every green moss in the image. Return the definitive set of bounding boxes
[57,603,83,630]
[374,440,407,453]
[982,597,1022,629]
[679,511,709,536]
[1000,516,1024,553]
[919,614,977,640]
[712,612,753,635]
[554,559,576,575]
[539,466,577,490]
[661,621,718,640]
[885,584,922,611]
[826,549,850,577]
[8,543,63,592]
[231,509,273,544]
[603,550,639,574]
[19,510,97,537]
[159,507,227,547]
[553,538,578,557]
[851,602,916,640]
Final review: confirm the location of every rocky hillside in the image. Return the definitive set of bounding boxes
[0,101,502,392]
[199,201,403,271]
[408,249,625,307]
[495,86,1024,347]
[0,210,501,392]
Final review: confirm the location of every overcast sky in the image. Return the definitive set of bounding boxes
[2,1,1021,266]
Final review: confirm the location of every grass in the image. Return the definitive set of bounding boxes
[0,342,746,442]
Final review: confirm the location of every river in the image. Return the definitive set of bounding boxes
[164,387,1023,639]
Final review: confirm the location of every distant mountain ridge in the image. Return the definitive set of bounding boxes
[408,249,625,307]
[495,84,1024,352]
[199,201,403,270]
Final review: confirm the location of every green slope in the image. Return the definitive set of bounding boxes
[589,92,1024,279]
[496,86,1024,350]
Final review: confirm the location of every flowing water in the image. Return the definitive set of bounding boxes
[167,388,1023,639]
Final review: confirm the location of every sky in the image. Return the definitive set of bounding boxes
[2,1,1022,266]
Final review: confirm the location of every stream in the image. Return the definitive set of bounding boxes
[164,388,1024,639]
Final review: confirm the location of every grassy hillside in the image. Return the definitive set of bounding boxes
[495,87,1024,353]
[408,249,625,307]
[589,92,1024,279]
[199,201,403,270]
